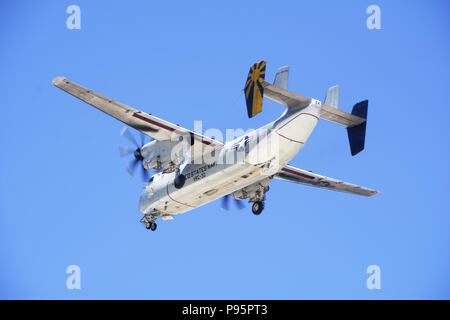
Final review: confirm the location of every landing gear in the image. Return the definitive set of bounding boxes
[141,214,158,231]
[251,201,264,215]
[145,221,157,231]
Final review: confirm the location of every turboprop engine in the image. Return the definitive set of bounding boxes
[141,139,188,173]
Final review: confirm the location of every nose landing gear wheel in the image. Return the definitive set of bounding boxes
[251,201,264,215]
[145,222,157,231]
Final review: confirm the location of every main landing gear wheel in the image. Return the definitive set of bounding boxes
[145,222,157,231]
[252,201,264,215]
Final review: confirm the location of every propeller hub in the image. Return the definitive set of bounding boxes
[134,148,144,161]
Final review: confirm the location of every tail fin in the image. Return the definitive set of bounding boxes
[324,85,339,108]
[347,100,369,156]
[273,66,289,90]
[244,61,266,118]
[321,85,369,156]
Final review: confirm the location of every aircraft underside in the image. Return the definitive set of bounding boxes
[53,60,378,233]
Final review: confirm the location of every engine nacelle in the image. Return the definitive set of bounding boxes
[141,139,188,172]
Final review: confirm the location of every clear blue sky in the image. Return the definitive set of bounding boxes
[1,0,449,299]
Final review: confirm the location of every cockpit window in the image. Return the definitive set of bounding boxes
[149,176,154,183]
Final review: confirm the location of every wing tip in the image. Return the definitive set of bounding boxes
[52,76,66,87]
[366,189,380,196]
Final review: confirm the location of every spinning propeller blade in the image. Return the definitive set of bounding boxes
[221,194,245,211]
[119,146,135,157]
[120,127,151,182]
[121,127,139,147]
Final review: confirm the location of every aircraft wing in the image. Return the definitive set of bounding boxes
[274,164,378,196]
[52,77,223,149]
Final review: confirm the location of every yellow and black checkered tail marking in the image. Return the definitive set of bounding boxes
[244,60,266,118]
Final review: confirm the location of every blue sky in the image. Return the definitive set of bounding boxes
[1,0,450,299]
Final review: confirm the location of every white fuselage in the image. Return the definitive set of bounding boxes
[139,100,322,218]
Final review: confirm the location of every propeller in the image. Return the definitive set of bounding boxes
[119,127,150,182]
[221,194,245,211]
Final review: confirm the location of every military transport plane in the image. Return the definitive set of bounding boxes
[53,61,377,231]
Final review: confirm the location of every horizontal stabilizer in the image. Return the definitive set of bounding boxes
[262,81,311,109]
[242,62,370,156]
[319,104,366,127]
